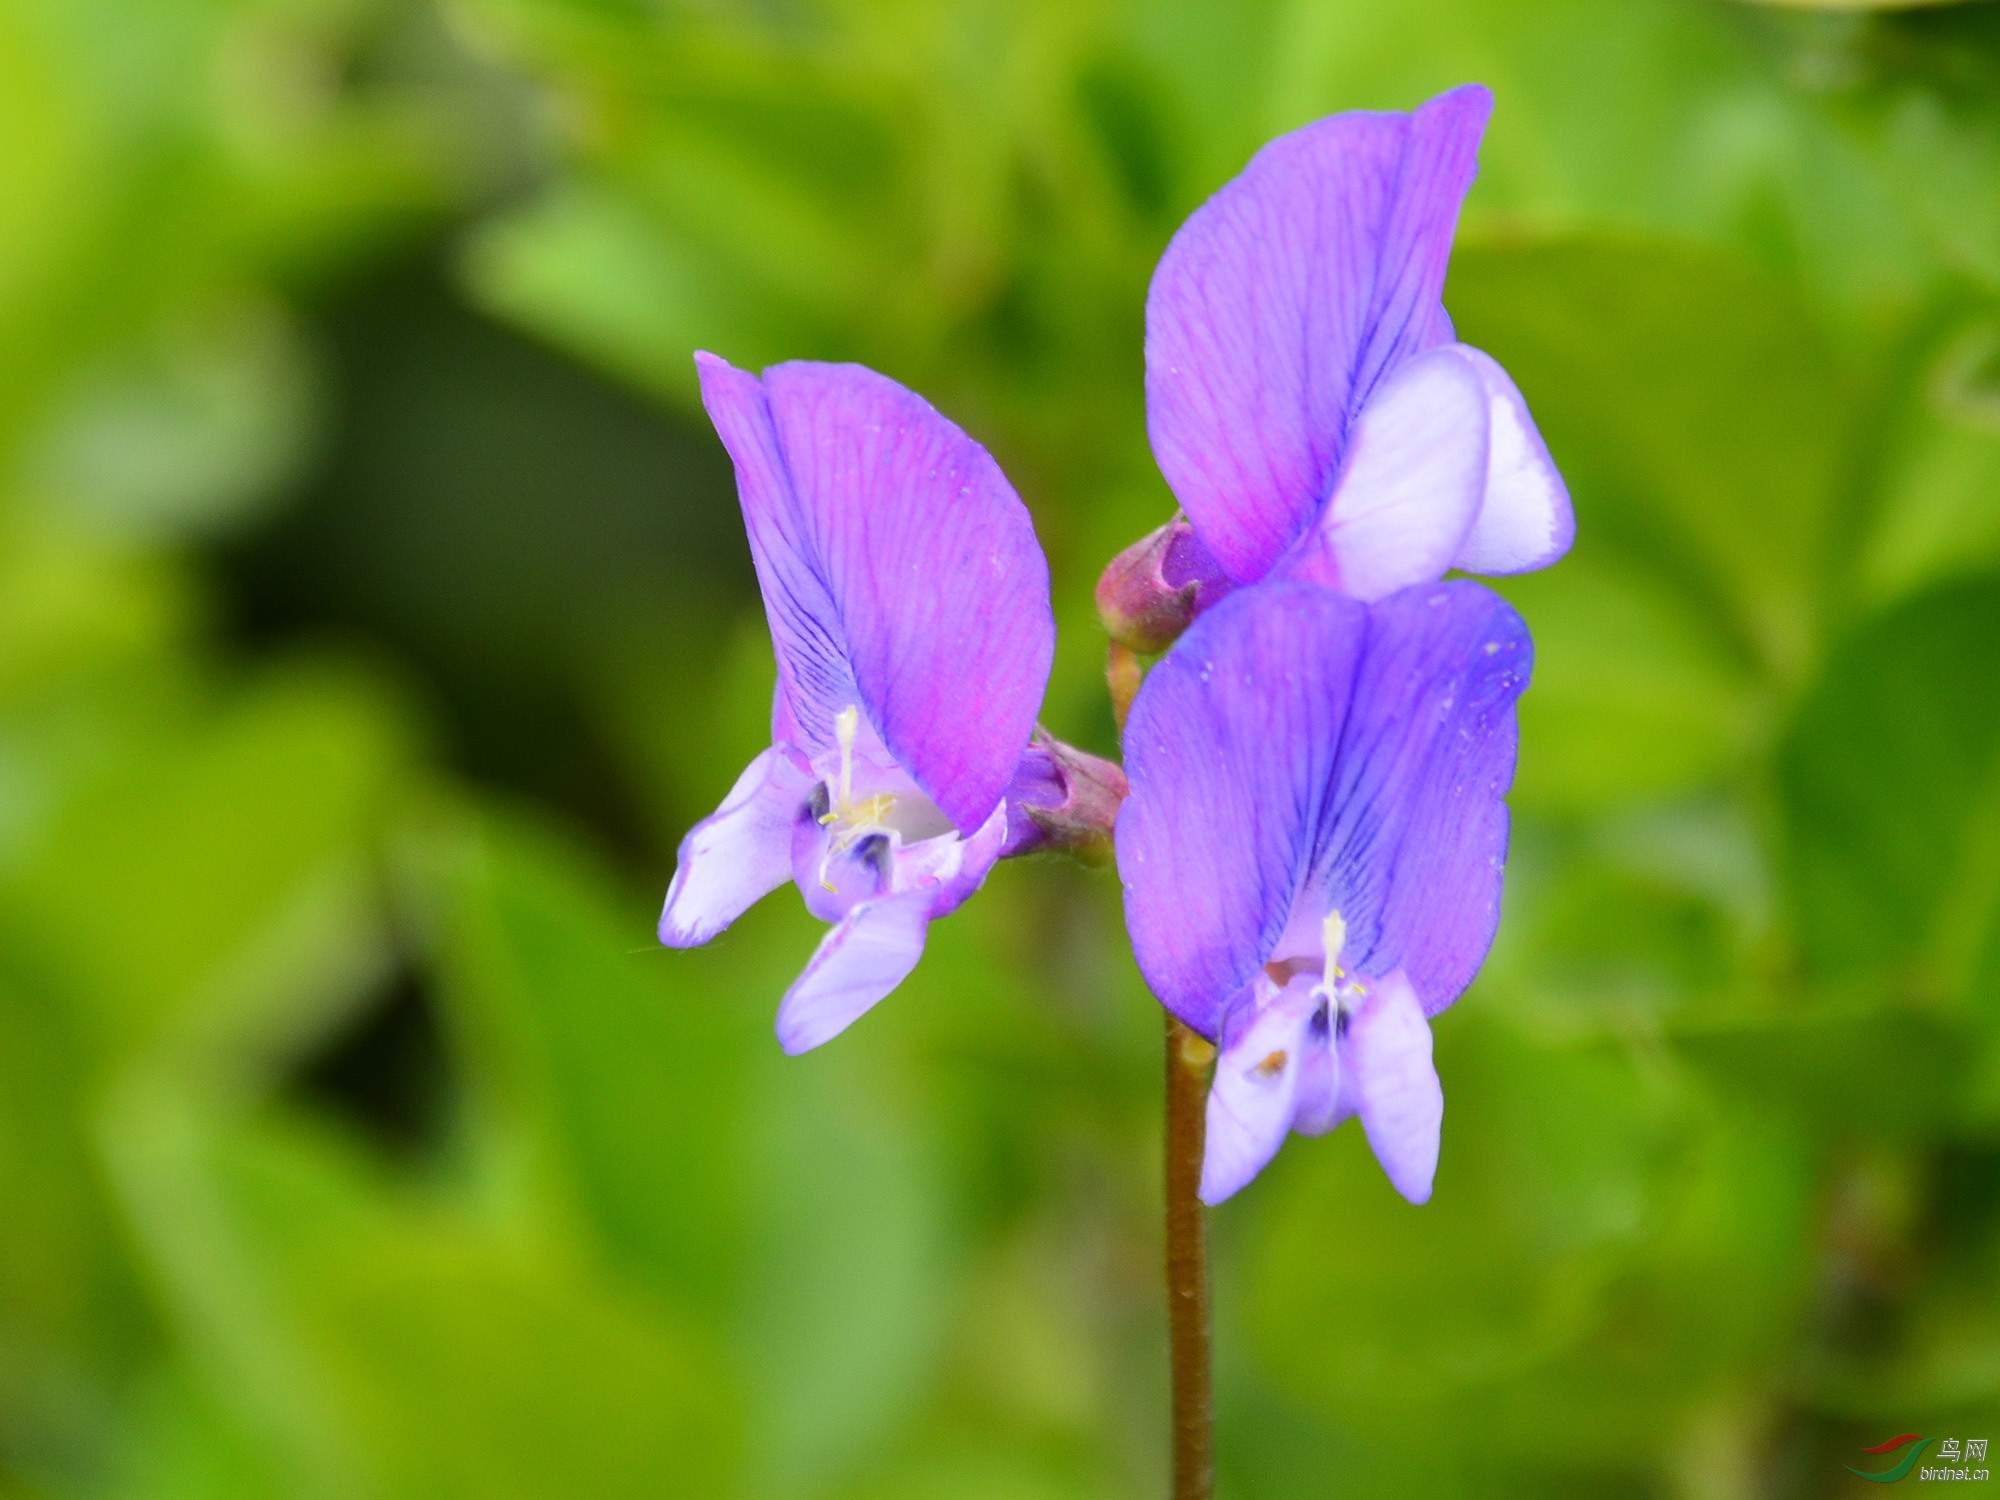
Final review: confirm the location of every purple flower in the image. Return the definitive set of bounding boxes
[1144,84,1571,607]
[1115,579,1530,1203]
[660,355,1055,1053]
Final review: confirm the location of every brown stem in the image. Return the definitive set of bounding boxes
[1110,640,1215,1496]
[1164,1013,1215,1500]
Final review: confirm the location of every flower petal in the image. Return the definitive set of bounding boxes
[1200,978,1327,1205]
[1313,580,1531,1014]
[760,361,1054,833]
[1351,87,1493,401]
[901,801,1010,920]
[774,890,932,1055]
[1289,1013,1341,1137]
[1117,585,1370,1037]
[696,354,859,760]
[1144,85,1492,584]
[1449,346,1575,575]
[792,823,896,926]
[1340,970,1442,1204]
[1281,344,1488,601]
[659,746,812,947]
[1117,579,1530,1037]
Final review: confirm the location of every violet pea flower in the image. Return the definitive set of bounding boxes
[660,355,1055,1054]
[1115,579,1530,1204]
[1137,83,1571,619]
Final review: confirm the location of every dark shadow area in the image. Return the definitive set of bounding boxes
[224,253,753,855]
[293,962,452,1160]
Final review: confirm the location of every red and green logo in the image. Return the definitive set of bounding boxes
[1846,1434,1930,1483]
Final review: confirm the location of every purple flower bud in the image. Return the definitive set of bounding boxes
[1002,728,1129,865]
[1094,516,1236,653]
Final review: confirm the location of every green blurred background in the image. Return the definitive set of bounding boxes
[4,0,2000,1496]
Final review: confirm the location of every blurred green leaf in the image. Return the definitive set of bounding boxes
[18,294,324,542]
[1859,316,2000,608]
[463,181,828,409]
[1468,1094,1812,1462]
[1241,1007,1812,1466]
[1827,11,2000,296]
[580,604,779,854]
[419,805,770,1310]
[1240,1010,1669,1426]
[1676,1003,1977,1144]
[0,537,200,879]
[1490,841,1754,1029]
[418,807,956,1491]
[829,1450,1098,1500]
[0,660,415,1068]
[104,1082,744,1500]
[108,1362,293,1500]
[0,969,142,1491]
[740,1037,955,1493]
[1451,237,1849,682]
[1816,1169,2000,1439]
[1735,0,1982,9]
[0,0,479,495]
[0,643,422,1492]
[1779,576,2000,1001]
[0,535,193,716]
[1496,554,1756,814]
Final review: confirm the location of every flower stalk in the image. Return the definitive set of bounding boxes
[1164,1012,1216,1500]
[1107,641,1144,735]
[1110,637,1215,1500]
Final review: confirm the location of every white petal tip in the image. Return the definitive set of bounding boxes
[1346,970,1444,1208]
[1198,1151,1255,1206]
[1388,1169,1436,1206]
[773,1017,832,1056]
[1448,344,1574,577]
[657,891,718,949]
[658,746,801,949]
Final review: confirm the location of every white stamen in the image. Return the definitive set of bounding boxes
[834,705,858,817]
[817,705,896,891]
[1321,909,1346,994]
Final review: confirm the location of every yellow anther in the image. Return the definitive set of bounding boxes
[825,706,893,837]
[849,793,894,828]
[817,706,899,891]
[1253,1049,1288,1079]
